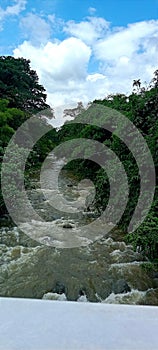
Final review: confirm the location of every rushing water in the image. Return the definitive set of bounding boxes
[0,155,158,305]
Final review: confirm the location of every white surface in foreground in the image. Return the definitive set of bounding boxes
[0,297,158,350]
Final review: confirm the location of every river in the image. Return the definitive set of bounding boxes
[0,155,158,305]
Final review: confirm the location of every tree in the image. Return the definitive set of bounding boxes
[0,56,49,113]
[151,69,158,88]
[0,99,26,157]
[58,71,158,261]
[133,79,141,92]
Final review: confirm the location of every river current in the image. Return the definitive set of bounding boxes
[0,155,158,305]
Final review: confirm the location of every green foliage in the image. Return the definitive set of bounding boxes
[57,70,158,261]
[126,209,158,261]
[141,262,154,273]
[0,56,49,113]
[0,99,27,157]
[0,143,29,215]
[0,59,58,215]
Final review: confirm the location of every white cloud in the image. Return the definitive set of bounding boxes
[0,0,26,19]
[14,37,91,80]
[48,14,64,30]
[0,0,26,31]
[13,15,158,125]
[95,21,158,61]
[13,38,105,102]
[88,7,97,15]
[64,17,109,45]
[13,35,109,125]
[94,20,158,93]
[20,13,51,44]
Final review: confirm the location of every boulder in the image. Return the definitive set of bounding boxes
[62,222,73,229]
[53,282,66,295]
[112,279,131,294]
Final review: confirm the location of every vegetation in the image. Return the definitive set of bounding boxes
[57,71,158,261]
[0,56,57,215]
[0,55,157,262]
[0,56,49,112]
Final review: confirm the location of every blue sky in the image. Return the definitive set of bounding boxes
[0,0,158,124]
[1,1,158,52]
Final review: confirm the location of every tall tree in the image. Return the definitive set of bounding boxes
[0,56,49,113]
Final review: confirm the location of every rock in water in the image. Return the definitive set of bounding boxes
[62,222,73,229]
[112,279,131,294]
[53,282,66,294]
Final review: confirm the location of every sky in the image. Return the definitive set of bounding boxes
[0,0,158,125]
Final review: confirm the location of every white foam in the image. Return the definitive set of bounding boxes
[102,289,147,304]
[77,295,88,302]
[42,292,67,301]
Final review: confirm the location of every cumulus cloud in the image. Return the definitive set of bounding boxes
[88,7,97,15]
[48,14,64,31]
[14,37,106,106]
[20,13,51,45]
[95,21,158,61]
[0,0,26,19]
[0,0,26,31]
[13,34,109,125]
[94,20,158,92]
[14,37,91,81]
[64,16,109,45]
[13,14,158,124]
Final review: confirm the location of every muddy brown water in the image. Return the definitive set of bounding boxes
[0,156,158,305]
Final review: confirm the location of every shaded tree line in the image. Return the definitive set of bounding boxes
[0,56,57,216]
[57,71,158,261]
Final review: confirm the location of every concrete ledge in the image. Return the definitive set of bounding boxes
[0,297,158,349]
